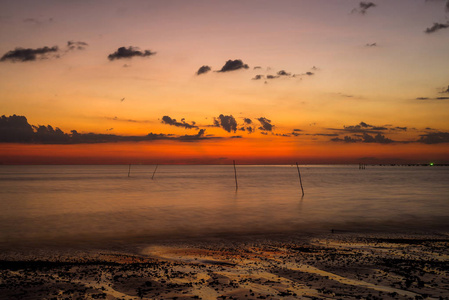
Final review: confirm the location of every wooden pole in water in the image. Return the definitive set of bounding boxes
[151,164,158,180]
[233,160,238,190]
[128,164,131,177]
[296,162,305,196]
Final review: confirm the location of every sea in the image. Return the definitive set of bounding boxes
[0,165,448,250]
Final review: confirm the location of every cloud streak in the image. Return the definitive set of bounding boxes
[0,46,59,62]
[424,22,449,34]
[161,116,198,129]
[107,46,156,60]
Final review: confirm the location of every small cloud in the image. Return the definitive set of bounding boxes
[196,65,211,75]
[252,74,264,80]
[424,22,449,34]
[253,66,262,70]
[257,117,274,131]
[161,116,198,129]
[107,46,156,61]
[218,59,249,72]
[305,72,314,76]
[266,75,279,79]
[441,85,449,93]
[365,42,377,47]
[67,41,88,50]
[1,46,59,62]
[277,70,291,76]
[243,118,252,125]
[214,114,238,132]
[352,2,377,14]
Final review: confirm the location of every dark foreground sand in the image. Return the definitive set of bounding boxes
[1,233,448,300]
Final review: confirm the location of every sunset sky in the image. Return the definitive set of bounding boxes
[1,0,449,164]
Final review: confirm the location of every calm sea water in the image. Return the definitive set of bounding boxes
[0,165,448,248]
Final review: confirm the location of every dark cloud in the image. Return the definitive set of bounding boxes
[424,22,449,33]
[33,125,71,143]
[214,114,237,132]
[447,0,449,12]
[107,46,156,61]
[277,70,291,76]
[161,116,198,129]
[366,42,377,47]
[253,66,262,70]
[0,115,34,142]
[1,46,59,62]
[338,122,382,133]
[266,75,279,79]
[305,72,314,76]
[361,133,393,143]
[67,41,88,50]
[178,129,213,142]
[331,136,359,143]
[257,117,274,131]
[418,132,449,144]
[243,118,253,125]
[0,115,221,144]
[326,122,414,143]
[331,133,393,144]
[196,65,211,75]
[441,85,449,93]
[252,74,264,80]
[293,129,302,132]
[218,59,249,72]
[352,2,377,14]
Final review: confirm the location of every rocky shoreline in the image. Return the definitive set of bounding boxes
[1,233,448,299]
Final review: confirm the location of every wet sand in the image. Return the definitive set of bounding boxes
[1,233,449,299]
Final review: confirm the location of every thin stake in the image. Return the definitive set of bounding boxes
[233,160,238,190]
[128,164,131,177]
[296,162,305,196]
[151,164,158,180]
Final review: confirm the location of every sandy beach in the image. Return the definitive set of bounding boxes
[1,232,448,299]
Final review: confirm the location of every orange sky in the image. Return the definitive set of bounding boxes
[1,0,448,164]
